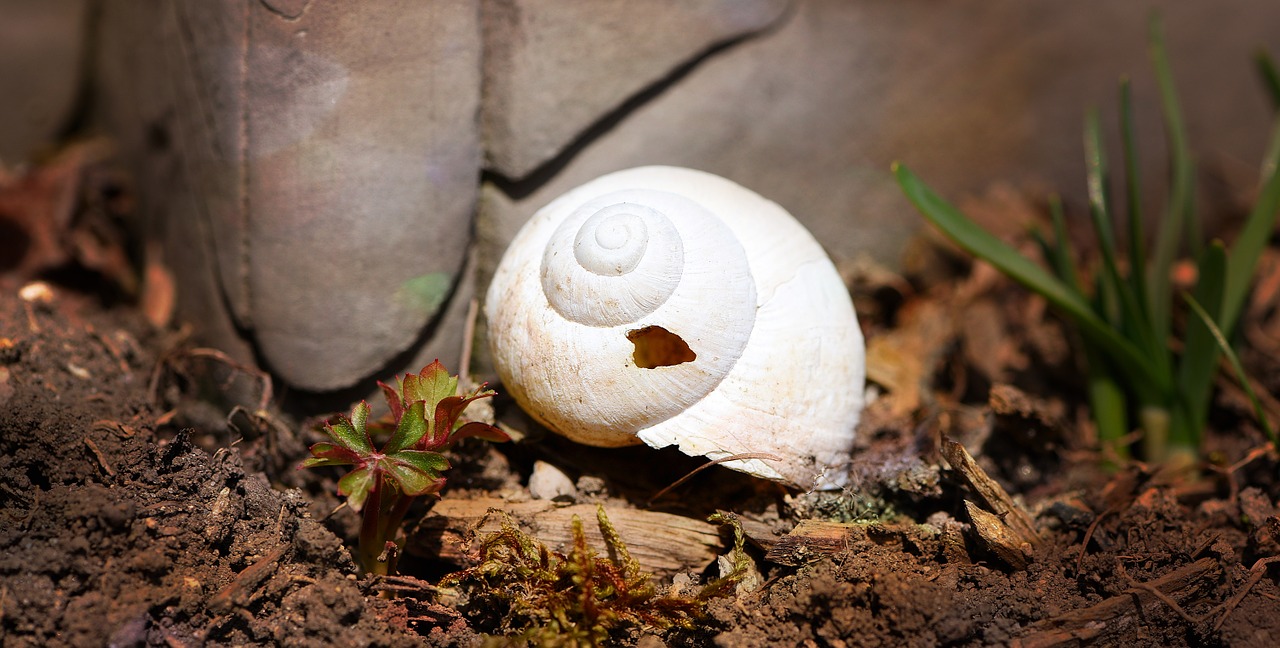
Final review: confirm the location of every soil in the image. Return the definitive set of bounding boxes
[3,154,1280,647]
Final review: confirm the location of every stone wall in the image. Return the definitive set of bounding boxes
[0,0,84,163]
[3,0,1278,393]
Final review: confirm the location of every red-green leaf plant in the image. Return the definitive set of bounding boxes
[300,360,509,575]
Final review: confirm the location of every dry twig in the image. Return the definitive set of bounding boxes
[1014,558,1220,648]
[647,452,784,506]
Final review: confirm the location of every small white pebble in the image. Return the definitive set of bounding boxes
[528,460,577,501]
[19,281,54,304]
[668,572,695,597]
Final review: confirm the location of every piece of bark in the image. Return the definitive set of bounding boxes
[942,438,1041,546]
[406,497,722,577]
[764,520,862,566]
[763,520,921,567]
[965,500,1032,569]
[1013,558,1221,648]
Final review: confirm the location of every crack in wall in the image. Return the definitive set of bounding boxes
[258,0,313,21]
[482,0,797,201]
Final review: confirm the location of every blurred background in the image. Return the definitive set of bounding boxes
[2,0,1278,399]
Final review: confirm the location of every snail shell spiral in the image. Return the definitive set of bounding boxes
[485,166,865,489]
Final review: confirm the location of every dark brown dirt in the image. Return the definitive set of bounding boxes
[0,291,452,647]
[2,153,1280,646]
[4,278,1279,647]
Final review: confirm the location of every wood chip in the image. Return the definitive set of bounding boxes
[762,520,920,567]
[0,367,12,407]
[965,500,1031,569]
[83,436,115,476]
[208,545,288,612]
[941,438,1041,569]
[140,241,176,329]
[406,497,723,577]
[728,512,784,550]
[942,438,1040,544]
[764,520,862,566]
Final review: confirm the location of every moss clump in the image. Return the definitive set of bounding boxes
[441,506,746,646]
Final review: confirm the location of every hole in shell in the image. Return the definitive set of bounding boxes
[626,326,696,369]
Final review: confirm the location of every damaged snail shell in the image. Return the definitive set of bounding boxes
[484,166,865,490]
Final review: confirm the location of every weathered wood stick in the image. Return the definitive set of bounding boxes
[763,519,862,566]
[964,500,1032,569]
[940,438,1043,569]
[942,438,1041,546]
[405,497,724,577]
[762,519,948,567]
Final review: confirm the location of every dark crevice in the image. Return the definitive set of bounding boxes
[0,219,31,271]
[481,1,797,201]
[257,0,313,21]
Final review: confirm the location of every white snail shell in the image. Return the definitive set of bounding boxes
[484,166,865,490]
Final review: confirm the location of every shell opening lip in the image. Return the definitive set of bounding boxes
[627,326,697,368]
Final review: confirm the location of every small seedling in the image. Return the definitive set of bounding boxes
[893,19,1280,467]
[300,360,508,575]
[441,506,748,646]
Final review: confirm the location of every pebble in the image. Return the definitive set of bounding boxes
[528,460,576,501]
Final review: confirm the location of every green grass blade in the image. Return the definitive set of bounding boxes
[1263,115,1280,182]
[1177,241,1226,447]
[1084,345,1130,460]
[1031,229,1062,280]
[1152,17,1200,259]
[1046,195,1082,290]
[895,163,1093,321]
[1221,115,1280,335]
[1094,263,1122,330]
[1257,49,1280,111]
[1090,109,1121,270]
[1119,79,1148,313]
[1184,292,1279,450]
[894,162,1164,396]
[1147,15,1196,342]
[1083,109,1118,260]
[1084,111,1167,372]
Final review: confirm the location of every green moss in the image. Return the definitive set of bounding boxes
[398,272,453,315]
[441,506,748,646]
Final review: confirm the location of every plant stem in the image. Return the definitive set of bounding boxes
[359,478,388,576]
[355,476,416,577]
[1085,353,1129,466]
[1167,397,1201,459]
[1141,403,1199,470]
[379,491,415,576]
[1140,405,1171,465]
